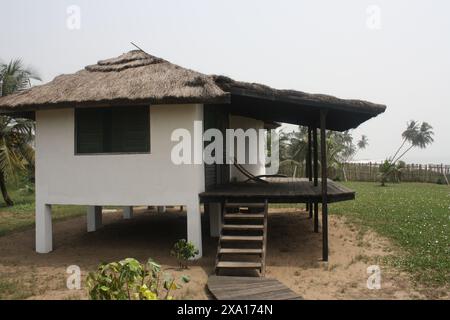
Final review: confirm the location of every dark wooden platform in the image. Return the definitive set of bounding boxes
[200,177,355,203]
[207,275,301,300]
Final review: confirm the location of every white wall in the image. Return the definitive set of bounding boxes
[229,115,266,181]
[35,104,205,207]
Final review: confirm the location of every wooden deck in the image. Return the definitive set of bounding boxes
[200,177,355,203]
[207,275,301,300]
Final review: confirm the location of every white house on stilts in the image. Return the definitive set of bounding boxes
[0,50,386,273]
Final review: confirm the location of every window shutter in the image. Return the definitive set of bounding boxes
[76,108,105,153]
[76,106,150,154]
[111,106,149,153]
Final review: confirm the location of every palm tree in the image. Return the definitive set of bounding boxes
[0,58,40,205]
[339,134,368,181]
[0,117,35,205]
[357,135,369,150]
[390,120,418,162]
[380,120,434,186]
[391,121,434,164]
[0,59,41,96]
[279,127,368,180]
[279,127,309,177]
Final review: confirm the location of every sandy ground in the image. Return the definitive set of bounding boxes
[0,207,447,300]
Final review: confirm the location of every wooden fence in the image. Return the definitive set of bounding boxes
[279,162,450,184]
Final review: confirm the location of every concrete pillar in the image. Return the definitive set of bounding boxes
[36,203,52,253]
[87,206,102,232]
[157,206,166,213]
[187,201,202,259]
[209,202,222,237]
[123,206,133,219]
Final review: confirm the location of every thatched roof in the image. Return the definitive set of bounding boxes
[0,50,386,130]
[0,50,229,110]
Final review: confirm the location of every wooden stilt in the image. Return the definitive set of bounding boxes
[314,202,319,233]
[320,110,329,262]
[307,126,313,218]
[313,126,319,233]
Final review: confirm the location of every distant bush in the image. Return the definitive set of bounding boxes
[171,239,199,269]
[86,258,190,300]
[18,183,34,195]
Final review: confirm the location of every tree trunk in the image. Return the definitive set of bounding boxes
[393,145,414,164]
[391,138,407,162]
[0,171,13,206]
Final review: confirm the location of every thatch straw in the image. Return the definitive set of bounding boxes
[0,50,229,110]
[212,75,386,114]
[0,50,386,117]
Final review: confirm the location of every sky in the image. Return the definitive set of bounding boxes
[1,0,449,164]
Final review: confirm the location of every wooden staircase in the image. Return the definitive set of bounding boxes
[215,200,268,276]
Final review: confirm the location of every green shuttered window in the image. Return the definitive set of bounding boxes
[75,106,150,154]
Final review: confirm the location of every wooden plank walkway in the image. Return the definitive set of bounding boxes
[200,177,355,204]
[207,275,302,300]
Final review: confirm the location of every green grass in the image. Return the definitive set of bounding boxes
[0,185,85,237]
[330,182,450,285]
[0,274,34,300]
[1,181,448,287]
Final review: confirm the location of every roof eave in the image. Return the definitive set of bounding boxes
[0,94,231,113]
[226,87,386,116]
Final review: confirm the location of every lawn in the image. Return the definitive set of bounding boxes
[330,182,450,286]
[0,185,85,237]
[1,181,449,288]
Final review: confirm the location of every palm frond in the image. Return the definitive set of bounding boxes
[0,58,41,96]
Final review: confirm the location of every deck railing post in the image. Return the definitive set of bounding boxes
[320,109,329,262]
[313,125,319,233]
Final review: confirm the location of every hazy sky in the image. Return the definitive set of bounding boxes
[1,0,449,164]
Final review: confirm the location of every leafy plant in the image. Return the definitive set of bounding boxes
[86,258,189,300]
[170,239,199,269]
[379,160,407,186]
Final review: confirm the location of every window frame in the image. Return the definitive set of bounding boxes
[74,105,151,156]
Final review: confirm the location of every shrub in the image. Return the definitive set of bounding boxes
[18,183,35,195]
[171,239,199,269]
[86,258,189,300]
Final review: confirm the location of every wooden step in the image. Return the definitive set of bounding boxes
[224,213,264,219]
[222,224,264,230]
[221,235,263,242]
[225,203,265,209]
[217,261,262,269]
[219,248,263,254]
